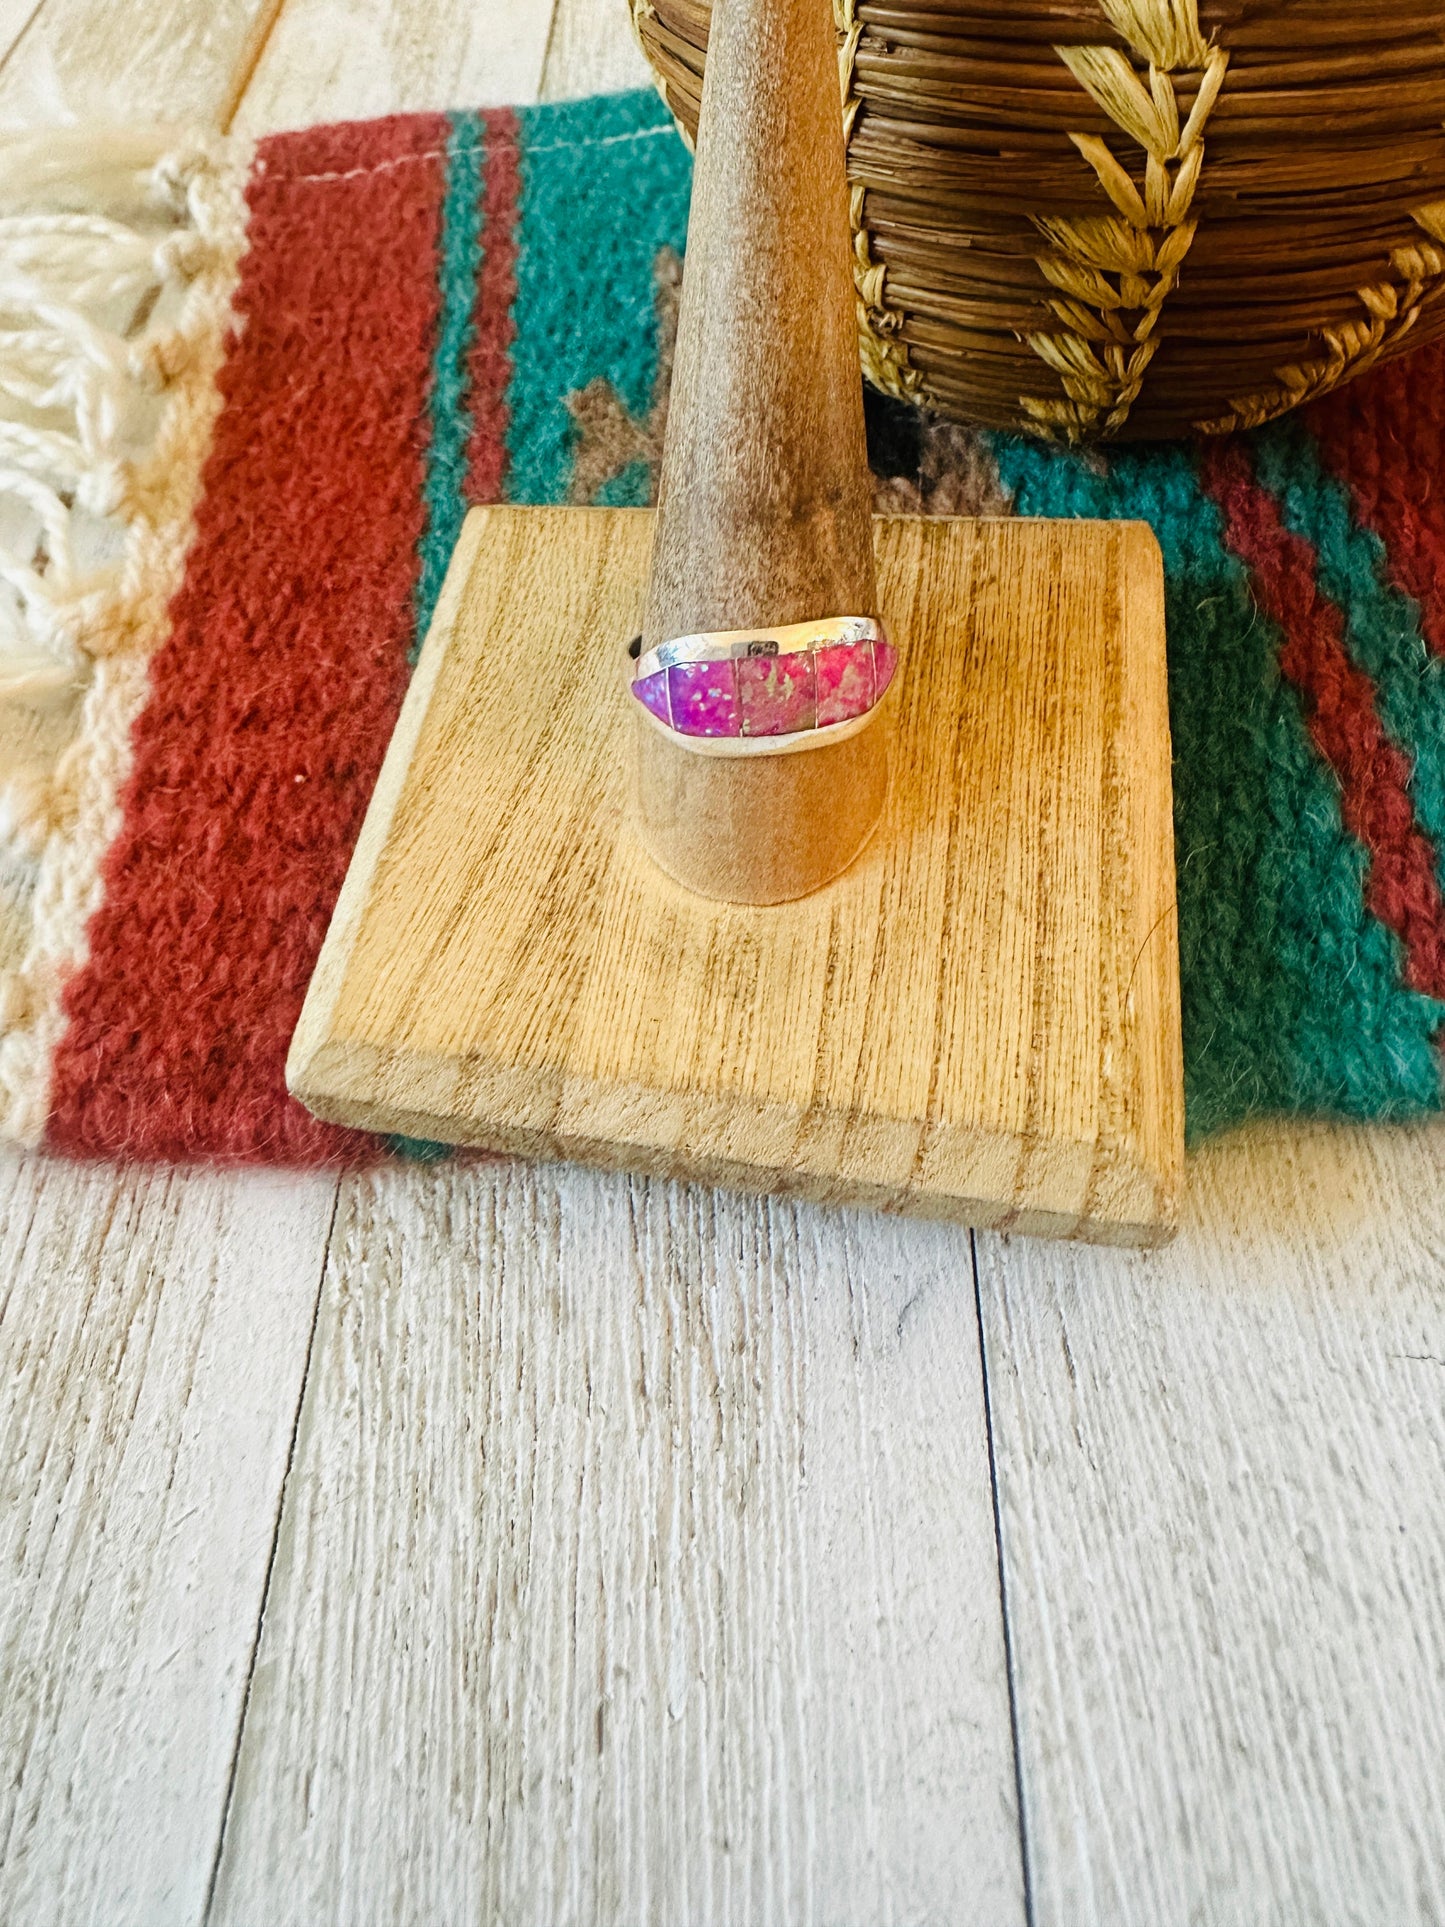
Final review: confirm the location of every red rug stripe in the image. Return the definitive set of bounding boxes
[1200,436,1445,1002]
[47,115,450,1163]
[1305,342,1445,657]
[465,106,521,503]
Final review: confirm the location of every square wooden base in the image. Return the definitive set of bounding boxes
[288,507,1183,1246]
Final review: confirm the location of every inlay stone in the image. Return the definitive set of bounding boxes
[814,641,874,726]
[872,639,898,700]
[632,669,671,724]
[738,650,817,736]
[634,627,896,744]
[667,658,739,736]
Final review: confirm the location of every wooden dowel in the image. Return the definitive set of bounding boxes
[634,0,889,906]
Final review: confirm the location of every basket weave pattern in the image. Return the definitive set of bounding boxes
[629,0,1445,441]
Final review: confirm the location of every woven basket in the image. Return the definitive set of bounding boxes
[629,0,1445,442]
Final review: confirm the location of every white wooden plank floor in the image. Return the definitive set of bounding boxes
[1,0,1443,1922]
[0,1156,336,1927]
[209,1168,1024,1927]
[977,1118,1445,1927]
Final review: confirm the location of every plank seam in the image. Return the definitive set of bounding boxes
[972,1228,1039,1927]
[218,0,291,132]
[201,1174,342,1925]
[537,0,564,100]
[0,0,48,81]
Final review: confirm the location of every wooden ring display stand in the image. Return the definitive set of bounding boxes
[634,0,884,904]
[287,0,1185,1245]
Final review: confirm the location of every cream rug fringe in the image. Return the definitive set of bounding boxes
[0,125,252,1147]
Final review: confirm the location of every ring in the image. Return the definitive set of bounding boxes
[627,616,897,757]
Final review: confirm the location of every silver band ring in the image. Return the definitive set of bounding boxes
[627,615,896,757]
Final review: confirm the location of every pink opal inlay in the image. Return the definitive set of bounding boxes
[872,639,898,700]
[814,641,875,727]
[667,658,739,736]
[632,630,895,742]
[739,651,816,736]
[632,669,670,724]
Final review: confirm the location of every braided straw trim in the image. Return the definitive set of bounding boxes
[1024,0,1227,443]
[1096,0,1208,69]
[1198,203,1445,433]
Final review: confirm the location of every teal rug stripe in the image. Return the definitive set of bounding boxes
[385,1133,454,1164]
[987,433,1445,1135]
[415,109,486,655]
[505,91,692,506]
[1254,416,1445,888]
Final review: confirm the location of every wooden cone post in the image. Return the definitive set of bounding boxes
[634,0,887,904]
[287,0,1187,1244]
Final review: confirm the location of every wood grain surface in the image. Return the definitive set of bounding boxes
[0,4,47,75]
[977,1118,1445,1927]
[209,1160,1027,1927]
[290,507,1180,1241]
[0,1153,335,1927]
[233,0,553,132]
[0,0,284,125]
[540,0,650,100]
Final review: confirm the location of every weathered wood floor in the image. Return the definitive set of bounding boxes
[3,2,1444,1921]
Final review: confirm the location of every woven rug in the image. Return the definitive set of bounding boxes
[3,90,1445,1168]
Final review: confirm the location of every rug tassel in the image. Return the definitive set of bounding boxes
[0,126,221,737]
[0,121,251,1147]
